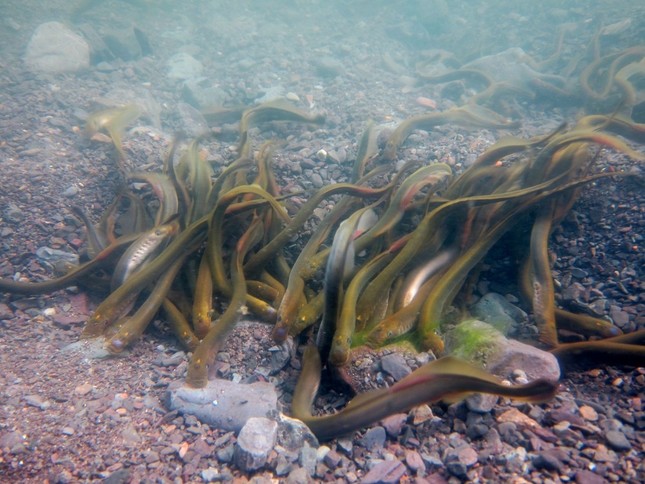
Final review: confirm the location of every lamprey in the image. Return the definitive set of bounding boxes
[84,104,142,165]
[106,255,187,353]
[81,216,209,338]
[245,183,391,275]
[293,346,558,441]
[329,250,394,366]
[418,173,622,353]
[0,233,139,295]
[239,100,325,138]
[70,205,109,258]
[186,217,264,388]
[111,218,179,290]
[162,298,200,351]
[192,254,214,339]
[5,83,644,406]
[127,172,179,225]
[317,208,377,363]
[272,194,361,342]
[383,105,519,160]
[528,201,559,347]
[551,329,645,368]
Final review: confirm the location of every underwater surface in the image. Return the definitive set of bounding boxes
[0,0,643,482]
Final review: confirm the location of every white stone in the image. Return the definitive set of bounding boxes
[235,417,278,472]
[25,22,90,73]
[167,52,203,80]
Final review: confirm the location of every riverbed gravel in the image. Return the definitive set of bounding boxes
[1,1,643,482]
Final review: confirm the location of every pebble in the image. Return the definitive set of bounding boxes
[63,338,113,359]
[153,351,186,367]
[420,453,443,472]
[276,414,319,451]
[4,203,24,223]
[0,303,13,320]
[52,313,86,329]
[446,461,469,478]
[380,352,412,381]
[337,437,353,455]
[532,450,564,472]
[216,444,234,463]
[446,445,478,467]
[605,430,631,451]
[74,382,94,396]
[465,393,498,413]
[470,292,527,334]
[201,468,221,482]
[62,185,79,197]
[575,470,606,484]
[411,404,434,425]
[176,102,209,137]
[24,394,51,410]
[0,431,25,452]
[286,467,310,484]
[299,444,318,477]
[167,52,203,80]
[593,444,617,463]
[381,413,407,437]
[405,449,426,473]
[121,425,141,445]
[609,305,630,327]
[487,337,561,382]
[286,92,300,102]
[359,426,386,450]
[36,246,79,265]
[466,422,489,440]
[361,459,406,483]
[447,319,560,381]
[503,446,528,472]
[570,267,588,278]
[497,408,539,428]
[234,417,278,472]
[310,173,324,188]
[275,454,293,476]
[268,342,292,374]
[416,96,438,109]
[579,405,599,421]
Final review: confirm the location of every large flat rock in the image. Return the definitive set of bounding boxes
[165,379,279,432]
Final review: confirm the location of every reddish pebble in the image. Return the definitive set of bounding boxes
[405,449,426,473]
[579,405,599,421]
[416,96,437,109]
[69,238,84,249]
[74,383,93,396]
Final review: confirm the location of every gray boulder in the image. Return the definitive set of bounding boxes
[167,52,203,80]
[470,292,527,334]
[25,22,90,73]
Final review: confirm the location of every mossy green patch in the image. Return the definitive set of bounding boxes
[446,319,504,365]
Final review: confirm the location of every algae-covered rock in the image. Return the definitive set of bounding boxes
[446,319,560,382]
[446,319,502,362]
